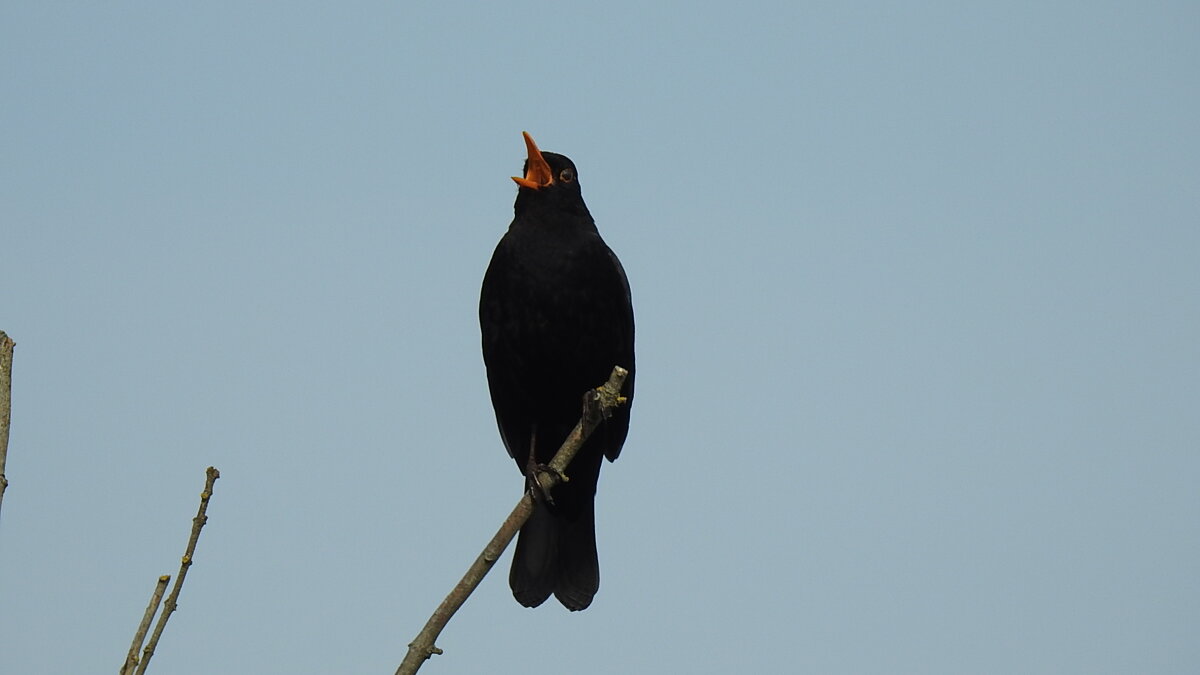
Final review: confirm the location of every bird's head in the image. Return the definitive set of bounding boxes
[511,132,586,213]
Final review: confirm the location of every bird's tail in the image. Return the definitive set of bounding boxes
[509,500,599,611]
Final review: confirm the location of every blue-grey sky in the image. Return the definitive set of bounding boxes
[3,3,1198,673]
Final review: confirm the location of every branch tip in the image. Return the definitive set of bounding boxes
[394,365,629,675]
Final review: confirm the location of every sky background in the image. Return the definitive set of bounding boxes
[2,2,1198,673]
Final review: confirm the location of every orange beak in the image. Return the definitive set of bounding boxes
[511,131,554,189]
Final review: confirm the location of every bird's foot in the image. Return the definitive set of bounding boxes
[527,463,568,505]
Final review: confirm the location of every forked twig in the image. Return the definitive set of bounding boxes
[121,466,220,675]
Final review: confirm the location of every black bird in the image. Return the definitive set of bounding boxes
[480,132,635,611]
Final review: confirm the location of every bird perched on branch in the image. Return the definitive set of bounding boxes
[479,132,635,611]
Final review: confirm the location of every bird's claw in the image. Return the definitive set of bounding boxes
[528,463,567,505]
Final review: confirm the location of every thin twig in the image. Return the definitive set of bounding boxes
[120,575,170,675]
[395,366,629,675]
[0,330,14,523]
[134,466,220,675]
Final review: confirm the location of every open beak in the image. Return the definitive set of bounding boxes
[511,131,554,189]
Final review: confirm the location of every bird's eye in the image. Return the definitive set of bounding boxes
[559,168,575,183]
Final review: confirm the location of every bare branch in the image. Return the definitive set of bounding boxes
[0,330,14,522]
[134,466,220,675]
[395,365,629,675]
[120,575,170,675]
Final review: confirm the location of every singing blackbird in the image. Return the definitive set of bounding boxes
[479,132,635,611]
